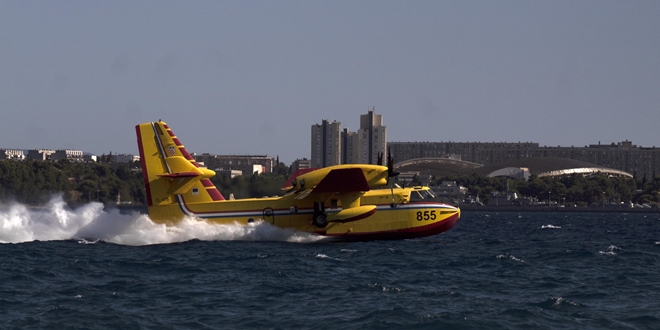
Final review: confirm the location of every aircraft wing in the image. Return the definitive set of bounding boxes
[282,168,319,190]
[311,168,370,193]
[284,164,388,193]
[292,168,370,200]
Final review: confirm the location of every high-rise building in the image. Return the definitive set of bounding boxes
[311,119,342,167]
[357,108,387,164]
[311,108,387,167]
[341,128,359,164]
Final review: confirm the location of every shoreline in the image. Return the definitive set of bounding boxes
[458,204,660,213]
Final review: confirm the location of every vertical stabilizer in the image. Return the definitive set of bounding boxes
[136,121,224,222]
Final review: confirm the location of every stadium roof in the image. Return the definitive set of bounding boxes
[394,158,482,177]
[474,157,632,178]
[394,157,632,179]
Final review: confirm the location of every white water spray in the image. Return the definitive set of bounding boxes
[0,196,325,245]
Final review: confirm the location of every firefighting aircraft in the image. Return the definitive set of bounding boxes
[135,120,460,240]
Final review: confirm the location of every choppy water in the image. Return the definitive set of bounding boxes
[1,197,660,329]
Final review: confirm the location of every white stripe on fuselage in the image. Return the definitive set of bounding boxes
[176,195,456,220]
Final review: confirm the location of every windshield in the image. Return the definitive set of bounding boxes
[410,189,436,200]
[424,189,436,199]
[410,190,425,201]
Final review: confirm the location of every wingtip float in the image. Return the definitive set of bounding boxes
[136,120,460,240]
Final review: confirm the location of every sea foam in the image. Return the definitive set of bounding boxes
[0,196,324,245]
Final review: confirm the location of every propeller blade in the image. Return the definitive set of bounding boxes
[387,148,399,178]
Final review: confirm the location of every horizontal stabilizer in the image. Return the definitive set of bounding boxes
[157,156,216,195]
[327,205,377,223]
[313,168,370,193]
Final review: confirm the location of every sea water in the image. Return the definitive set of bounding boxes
[1,196,659,329]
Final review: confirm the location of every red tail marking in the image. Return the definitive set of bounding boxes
[135,125,153,207]
[207,188,225,201]
[165,124,225,201]
[180,149,194,161]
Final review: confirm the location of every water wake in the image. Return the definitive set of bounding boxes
[0,196,325,245]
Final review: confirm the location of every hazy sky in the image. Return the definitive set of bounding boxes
[2,1,659,164]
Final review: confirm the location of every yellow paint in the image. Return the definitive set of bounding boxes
[136,121,460,239]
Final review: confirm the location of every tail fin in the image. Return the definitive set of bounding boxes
[136,121,225,221]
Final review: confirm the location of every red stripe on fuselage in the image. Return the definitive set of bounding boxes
[333,207,377,223]
[324,211,460,241]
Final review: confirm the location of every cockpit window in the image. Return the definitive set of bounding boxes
[410,189,436,200]
[411,191,425,200]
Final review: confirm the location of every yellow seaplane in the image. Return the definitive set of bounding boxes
[136,120,460,240]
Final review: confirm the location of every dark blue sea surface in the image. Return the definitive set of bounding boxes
[1,200,660,329]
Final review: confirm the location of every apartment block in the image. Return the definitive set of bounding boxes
[0,149,25,160]
[311,119,342,167]
[27,149,55,161]
[193,154,274,176]
[357,108,387,165]
[311,108,388,167]
[51,149,84,162]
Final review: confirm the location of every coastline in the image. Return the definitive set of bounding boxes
[458,204,660,213]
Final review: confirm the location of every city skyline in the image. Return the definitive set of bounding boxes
[2,2,659,164]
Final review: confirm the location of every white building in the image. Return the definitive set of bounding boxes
[27,149,55,160]
[113,154,140,163]
[0,149,26,160]
[51,149,84,161]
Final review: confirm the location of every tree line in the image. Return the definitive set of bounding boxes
[0,160,146,206]
[428,173,660,206]
[0,160,290,206]
[2,159,659,207]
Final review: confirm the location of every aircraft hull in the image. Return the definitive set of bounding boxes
[148,196,460,240]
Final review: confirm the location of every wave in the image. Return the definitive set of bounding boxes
[0,196,325,245]
[496,254,525,263]
[541,224,561,229]
[599,245,620,256]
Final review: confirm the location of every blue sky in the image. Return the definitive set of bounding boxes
[2,1,659,164]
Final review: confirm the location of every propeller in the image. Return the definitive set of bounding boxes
[386,148,399,208]
[386,150,399,180]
